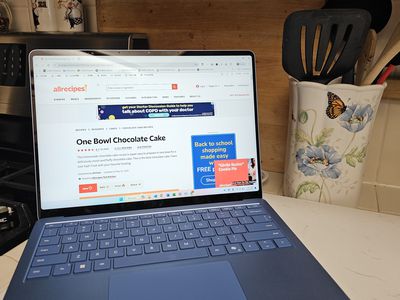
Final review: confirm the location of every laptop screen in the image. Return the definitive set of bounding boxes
[30,50,260,212]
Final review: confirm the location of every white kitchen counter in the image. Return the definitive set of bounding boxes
[1,193,400,299]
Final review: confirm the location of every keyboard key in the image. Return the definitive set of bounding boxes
[224,218,239,226]
[126,220,140,228]
[252,215,273,223]
[145,244,160,254]
[36,244,61,256]
[215,227,231,235]
[163,224,178,233]
[226,244,244,254]
[179,223,194,231]
[216,212,231,219]
[231,225,247,234]
[135,236,150,245]
[168,212,180,217]
[212,236,228,246]
[195,238,212,248]
[193,221,208,229]
[114,248,208,269]
[45,223,62,229]
[201,213,216,220]
[125,216,138,221]
[131,228,145,236]
[238,216,254,225]
[208,208,220,213]
[209,220,224,227]
[234,205,247,210]
[195,209,207,214]
[243,230,284,242]
[100,239,115,249]
[200,228,216,237]
[97,231,112,240]
[95,219,109,224]
[168,232,183,241]
[184,230,200,239]
[228,234,245,244]
[258,240,276,250]
[142,219,156,227]
[154,213,166,218]
[244,208,265,216]
[93,223,108,232]
[109,248,124,258]
[114,229,129,238]
[64,222,78,227]
[147,226,162,235]
[76,225,92,234]
[74,262,91,273]
[274,238,292,248]
[59,227,75,235]
[140,214,153,219]
[242,242,260,252]
[27,266,52,279]
[230,210,245,218]
[209,246,227,257]
[39,236,60,246]
[246,222,277,232]
[32,254,68,267]
[151,234,167,243]
[181,211,194,215]
[172,216,186,224]
[80,233,95,242]
[162,242,178,252]
[187,214,201,222]
[63,243,79,253]
[157,217,171,225]
[221,207,233,211]
[80,220,94,225]
[81,241,97,251]
[126,245,143,256]
[110,217,124,222]
[94,259,111,271]
[90,249,106,260]
[53,263,72,276]
[70,252,87,263]
[61,234,78,244]
[179,240,195,250]
[110,222,124,230]
[117,237,133,247]
[42,228,58,237]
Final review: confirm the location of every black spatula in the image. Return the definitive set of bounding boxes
[282,9,371,84]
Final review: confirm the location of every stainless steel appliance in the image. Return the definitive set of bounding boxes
[0,32,148,254]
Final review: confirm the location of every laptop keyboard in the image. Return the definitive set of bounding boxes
[27,203,292,279]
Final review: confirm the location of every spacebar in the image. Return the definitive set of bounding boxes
[113,248,209,269]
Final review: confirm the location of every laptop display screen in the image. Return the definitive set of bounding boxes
[31,51,260,211]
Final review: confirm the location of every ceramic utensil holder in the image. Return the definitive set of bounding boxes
[283,78,386,207]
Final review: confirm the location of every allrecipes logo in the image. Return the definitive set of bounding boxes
[53,84,87,93]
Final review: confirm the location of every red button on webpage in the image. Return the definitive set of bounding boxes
[171,84,178,90]
[79,183,97,193]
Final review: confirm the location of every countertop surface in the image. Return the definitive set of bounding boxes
[1,193,400,300]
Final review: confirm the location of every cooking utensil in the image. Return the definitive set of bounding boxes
[322,0,392,33]
[355,29,377,85]
[282,9,371,84]
[376,53,400,84]
[362,22,400,85]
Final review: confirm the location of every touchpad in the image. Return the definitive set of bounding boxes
[109,261,246,300]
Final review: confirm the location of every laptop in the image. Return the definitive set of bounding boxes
[5,50,347,299]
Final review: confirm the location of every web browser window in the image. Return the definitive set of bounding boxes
[32,53,259,210]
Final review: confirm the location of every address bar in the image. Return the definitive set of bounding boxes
[106,83,176,91]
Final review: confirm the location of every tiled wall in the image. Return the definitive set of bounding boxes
[7,0,98,32]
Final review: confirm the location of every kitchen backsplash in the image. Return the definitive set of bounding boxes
[7,0,98,32]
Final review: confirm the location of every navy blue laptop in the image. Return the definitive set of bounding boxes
[5,50,347,299]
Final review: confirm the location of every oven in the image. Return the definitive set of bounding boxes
[0,32,149,254]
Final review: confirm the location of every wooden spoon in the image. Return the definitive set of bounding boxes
[362,22,400,85]
[355,29,377,85]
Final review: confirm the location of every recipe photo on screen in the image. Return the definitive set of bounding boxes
[32,54,260,209]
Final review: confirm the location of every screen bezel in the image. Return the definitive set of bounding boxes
[29,49,263,219]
